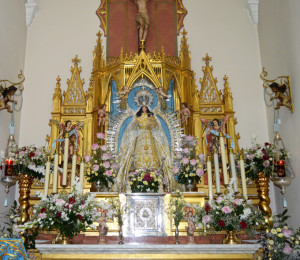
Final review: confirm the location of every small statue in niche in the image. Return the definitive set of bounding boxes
[177,103,191,125]
[270,82,292,111]
[184,206,196,244]
[200,116,229,154]
[0,85,18,113]
[96,104,110,126]
[98,210,108,244]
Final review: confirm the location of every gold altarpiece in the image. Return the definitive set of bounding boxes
[28,30,259,208]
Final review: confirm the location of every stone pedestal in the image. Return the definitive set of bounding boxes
[125,193,167,237]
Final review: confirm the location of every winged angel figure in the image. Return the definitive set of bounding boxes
[51,120,85,161]
[200,116,230,154]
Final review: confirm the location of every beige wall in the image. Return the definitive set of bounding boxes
[258,0,300,226]
[20,0,101,146]
[183,0,269,147]
[0,0,27,217]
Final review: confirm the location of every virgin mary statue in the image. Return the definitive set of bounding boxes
[116,105,175,191]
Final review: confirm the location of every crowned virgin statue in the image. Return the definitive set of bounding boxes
[116,105,174,191]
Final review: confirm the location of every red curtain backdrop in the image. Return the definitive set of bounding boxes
[107,0,177,57]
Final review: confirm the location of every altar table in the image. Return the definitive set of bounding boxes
[35,244,262,259]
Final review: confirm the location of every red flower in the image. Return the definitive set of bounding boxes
[56,212,61,218]
[77,214,83,220]
[41,208,46,213]
[205,203,211,213]
[240,221,247,229]
[218,220,225,227]
[69,197,76,204]
[263,155,269,161]
[29,152,35,157]
[22,147,27,151]
[144,173,152,182]
[81,201,85,205]
[264,142,270,146]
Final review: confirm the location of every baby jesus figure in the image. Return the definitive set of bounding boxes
[177,103,191,125]
[98,211,108,244]
[96,104,110,126]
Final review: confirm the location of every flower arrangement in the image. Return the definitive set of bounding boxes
[128,168,162,192]
[85,132,118,188]
[195,180,265,234]
[243,141,288,180]
[11,145,48,179]
[108,197,127,228]
[173,135,204,185]
[0,201,38,249]
[260,210,300,259]
[167,191,186,227]
[32,178,101,239]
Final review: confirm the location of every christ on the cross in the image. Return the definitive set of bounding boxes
[134,0,150,42]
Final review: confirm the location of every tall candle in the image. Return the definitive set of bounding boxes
[62,133,69,186]
[219,132,228,185]
[43,156,51,196]
[239,150,248,200]
[52,150,59,193]
[70,151,77,190]
[229,148,238,193]
[207,156,213,202]
[213,148,221,194]
[79,157,85,191]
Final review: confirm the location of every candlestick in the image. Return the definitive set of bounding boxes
[70,151,77,190]
[219,132,228,185]
[52,147,59,193]
[213,148,221,194]
[229,148,238,193]
[62,133,69,187]
[79,157,85,190]
[239,150,248,200]
[43,156,51,196]
[207,156,213,202]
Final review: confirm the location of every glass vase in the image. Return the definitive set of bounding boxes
[175,225,180,244]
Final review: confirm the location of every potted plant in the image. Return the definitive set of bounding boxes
[32,178,100,243]
[128,169,162,193]
[173,135,204,191]
[195,180,265,244]
[85,132,118,191]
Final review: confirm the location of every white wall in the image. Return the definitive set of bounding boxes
[0,0,27,220]
[19,0,102,146]
[258,0,300,226]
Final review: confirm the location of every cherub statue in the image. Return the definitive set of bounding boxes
[176,103,191,125]
[157,86,171,99]
[184,206,196,244]
[96,104,110,126]
[0,85,18,113]
[200,116,229,154]
[52,120,84,161]
[116,85,130,99]
[98,211,108,244]
[270,82,292,110]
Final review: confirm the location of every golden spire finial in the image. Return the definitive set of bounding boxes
[56,76,61,85]
[181,28,187,38]
[223,75,228,84]
[96,31,102,39]
[72,55,81,64]
[202,53,212,65]
[140,40,145,51]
